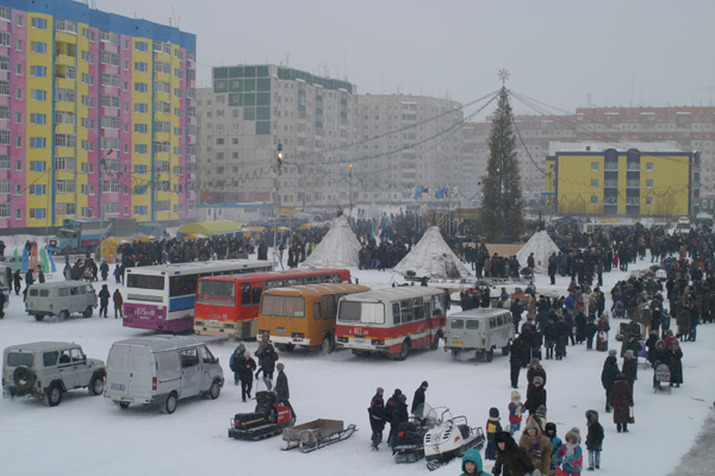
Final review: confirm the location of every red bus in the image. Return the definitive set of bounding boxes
[194,268,351,338]
[335,287,447,360]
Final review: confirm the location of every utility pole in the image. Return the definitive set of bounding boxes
[349,163,353,219]
[273,143,283,269]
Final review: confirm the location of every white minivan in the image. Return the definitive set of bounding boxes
[104,335,224,414]
[444,308,515,362]
[25,281,97,321]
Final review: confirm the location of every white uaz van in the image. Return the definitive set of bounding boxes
[25,281,97,321]
[104,335,224,414]
[444,308,515,362]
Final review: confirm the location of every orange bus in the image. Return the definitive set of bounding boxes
[257,283,370,353]
[194,268,351,338]
[335,287,447,360]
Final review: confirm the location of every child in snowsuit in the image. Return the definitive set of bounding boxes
[557,427,583,475]
[461,448,489,476]
[585,410,604,470]
[545,422,563,476]
[485,407,502,460]
[508,390,525,436]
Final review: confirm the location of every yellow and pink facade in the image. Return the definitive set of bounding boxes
[0,0,196,231]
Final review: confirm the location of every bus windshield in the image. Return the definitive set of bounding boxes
[338,301,385,324]
[261,295,305,317]
[196,280,236,305]
[126,274,165,290]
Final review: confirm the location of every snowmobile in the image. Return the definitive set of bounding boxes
[228,391,295,440]
[393,405,440,464]
[422,407,485,471]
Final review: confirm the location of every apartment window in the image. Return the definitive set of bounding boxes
[15,39,22,51]
[30,113,46,124]
[30,17,47,29]
[29,184,46,195]
[134,61,147,72]
[30,89,47,101]
[646,179,653,189]
[30,41,47,53]
[135,41,148,51]
[646,162,654,171]
[134,103,148,113]
[29,137,46,149]
[0,81,8,95]
[134,144,147,154]
[134,82,147,93]
[646,196,654,206]
[134,124,148,133]
[0,56,10,70]
[590,195,598,204]
[0,105,7,120]
[0,130,10,145]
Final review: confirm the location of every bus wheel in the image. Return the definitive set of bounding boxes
[430,332,442,350]
[321,335,335,354]
[396,340,410,361]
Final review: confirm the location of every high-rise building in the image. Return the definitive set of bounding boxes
[0,0,196,232]
[197,65,358,209]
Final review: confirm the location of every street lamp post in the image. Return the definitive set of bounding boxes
[273,143,283,270]
[348,163,353,219]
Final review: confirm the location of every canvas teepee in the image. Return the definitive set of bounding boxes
[392,226,473,280]
[300,214,361,268]
[515,230,561,274]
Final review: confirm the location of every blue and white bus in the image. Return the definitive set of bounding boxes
[123,260,273,333]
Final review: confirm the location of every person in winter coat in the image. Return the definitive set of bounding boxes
[556,427,583,475]
[518,416,552,476]
[492,431,535,476]
[368,387,386,451]
[651,339,671,389]
[229,344,246,385]
[236,351,257,402]
[585,317,598,350]
[545,422,563,476]
[13,269,21,295]
[668,339,683,387]
[485,407,503,460]
[112,289,123,319]
[526,358,547,396]
[411,380,428,419]
[274,362,293,416]
[585,410,604,471]
[600,351,620,413]
[525,375,547,417]
[608,373,633,433]
[621,350,637,395]
[388,393,409,451]
[507,390,525,436]
[98,284,110,318]
[509,333,530,388]
[461,448,489,476]
[254,333,278,390]
[23,269,34,302]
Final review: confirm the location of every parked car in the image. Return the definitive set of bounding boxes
[25,281,97,321]
[104,335,224,414]
[444,308,515,362]
[2,341,105,406]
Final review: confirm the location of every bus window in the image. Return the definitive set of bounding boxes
[450,319,464,329]
[264,279,282,290]
[413,298,424,320]
[251,286,262,304]
[241,283,251,306]
[497,315,504,326]
[313,302,322,320]
[284,297,304,317]
[434,295,445,315]
[400,300,412,323]
[197,280,235,305]
[489,317,497,329]
[393,303,401,324]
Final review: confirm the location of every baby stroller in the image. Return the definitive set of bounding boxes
[653,362,672,394]
[612,301,625,319]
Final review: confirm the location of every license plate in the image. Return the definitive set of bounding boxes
[353,337,366,344]
[110,383,125,391]
[451,340,464,345]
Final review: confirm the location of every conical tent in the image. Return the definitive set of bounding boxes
[300,215,361,268]
[516,230,561,274]
[392,226,473,279]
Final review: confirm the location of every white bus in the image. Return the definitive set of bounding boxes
[335,287,447,360]
[123,260,272,333]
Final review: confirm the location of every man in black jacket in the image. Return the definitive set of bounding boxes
[368,387,386,451]
[411,381,428,419]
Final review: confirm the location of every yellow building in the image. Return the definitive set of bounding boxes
[552,148,700,217]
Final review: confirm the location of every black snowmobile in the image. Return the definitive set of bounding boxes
[228,390,295,440]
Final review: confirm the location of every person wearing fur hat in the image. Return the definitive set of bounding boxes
[600,351,619,413]
[544,422,563,476]
[525,375,547,417]
[461,448,489,476]
[556,427,583,475]
[274,362,294,419]
[621,349,637,395]
[485,407,503,460]
[518,416,552,475]
[387,391,408,451]
[668,339,683,387]
[585,410,604,470]
[492,431,535,476]
[608,373,633,433]
[507,391,525,436]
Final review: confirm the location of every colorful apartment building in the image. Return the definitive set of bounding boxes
[549,144,700,217]
[0,0,196,232]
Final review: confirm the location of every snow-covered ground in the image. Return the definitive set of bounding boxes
[1,251,714,476]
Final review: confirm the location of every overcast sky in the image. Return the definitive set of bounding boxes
[99,0,715,117]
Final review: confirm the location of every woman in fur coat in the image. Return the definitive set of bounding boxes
[608,373,633,432]
[518,416,552,475]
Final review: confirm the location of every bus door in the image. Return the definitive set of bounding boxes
[239,281,263,338]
